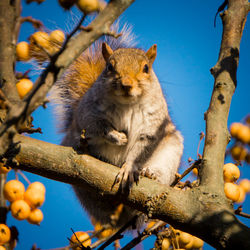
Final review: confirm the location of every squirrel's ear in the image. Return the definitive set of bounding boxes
[102,42,113,62]
[146,44,157,64]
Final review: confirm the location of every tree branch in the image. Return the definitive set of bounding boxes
[201,0,250,190]
[7,134,250,249]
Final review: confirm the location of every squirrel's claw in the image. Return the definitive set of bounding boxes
[141,167,157,180]
[114,162,139,193]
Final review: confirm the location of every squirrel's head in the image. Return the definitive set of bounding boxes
[101,42,157,104]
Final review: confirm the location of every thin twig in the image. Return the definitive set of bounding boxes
[197,132,205,159]
[17,170,31,185]
[235,205,250,219]
[21,16,44,29]
[121,221,166,250]
[170,159,202,187]
[98,215,138,250]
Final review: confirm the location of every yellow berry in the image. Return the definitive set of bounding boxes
[50,30,65,45]
[16,79,33,99]
[94,222,113,239]
[0,163,11,174]
[27,182,46,194]
[192,168,198,175]
[24,188,45,208]
[70,231,91,249]
[237,125,250,144]
[223,163,240,182]
[178,231,193,245]
[3,180,25,202]
[27,208,44,225]
[239,179,250,193]
[0,224,11,245]
[11,200,31,220]
[30,31,50,49]
[231,145,247,161]
[76,0,99,14]
[161,238,171,250]
[230,122,243,138]
[236,185,246,203]
[192,236,204,248]
[224,182,240,202]
[16,41,30,61]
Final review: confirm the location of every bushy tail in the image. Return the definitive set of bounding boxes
[50,23,136,133]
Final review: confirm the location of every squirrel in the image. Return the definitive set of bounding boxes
[50,26,183,229]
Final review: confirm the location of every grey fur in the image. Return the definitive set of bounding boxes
[51,27,183,229]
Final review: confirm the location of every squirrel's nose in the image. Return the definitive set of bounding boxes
[121,77,133,91]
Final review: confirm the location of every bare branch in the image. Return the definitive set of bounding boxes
[201,0,250,191]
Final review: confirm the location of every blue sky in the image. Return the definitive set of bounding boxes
[5,0,250,249]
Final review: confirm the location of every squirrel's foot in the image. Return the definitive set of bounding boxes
[114,162,140,193]
[141,167,157,180]
[105,130,128,146]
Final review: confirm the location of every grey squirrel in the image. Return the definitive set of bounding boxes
[51,26,183,229]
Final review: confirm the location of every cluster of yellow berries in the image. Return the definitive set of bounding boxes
[16,29,65,62]
[223,163,250,203]
[15,29,65,98]
[3,179,45,225]
[58,0,106,14]
[155,228,204,250]
[229,121,250,163]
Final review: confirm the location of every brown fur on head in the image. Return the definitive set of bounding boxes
[102,43,157,104]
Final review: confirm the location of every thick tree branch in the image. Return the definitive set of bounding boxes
[7,134,250,249]
[201,0,250,190]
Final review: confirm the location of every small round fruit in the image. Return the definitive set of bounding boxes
[161,238,171,250]
[50,30,65,45]
[146,221,156,230]
[178,231,193,245]
[27,208,44,225]
[24,188,45,208]
[237,125,250,144]
[230,123,243,138]
[192,168,198,175]
[16,79,33,99]
[236,185,246,203]
[181,236,194,249]
[192,236,204,248]
[0,224,11,245]
[0,163,11,174]
[27,182,46,194]
[224,182,240,202]
[239,179,250,193]
[223,163,240,182]
[58,0,76,10]
[76,0,99,14]
[16,41,30,61]
[11,200,31,220]
[0,246,6,250]
[70,231,91,249]
[3,180,25,202]
[30,31,50,49]
[231,145,247,161]
[94,222,113,239]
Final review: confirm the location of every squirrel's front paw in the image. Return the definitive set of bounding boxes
[106,130,128,146]
[113,162,140,193]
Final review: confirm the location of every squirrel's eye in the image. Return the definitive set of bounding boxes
[143,64,149,73]
[107,63,114,72]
